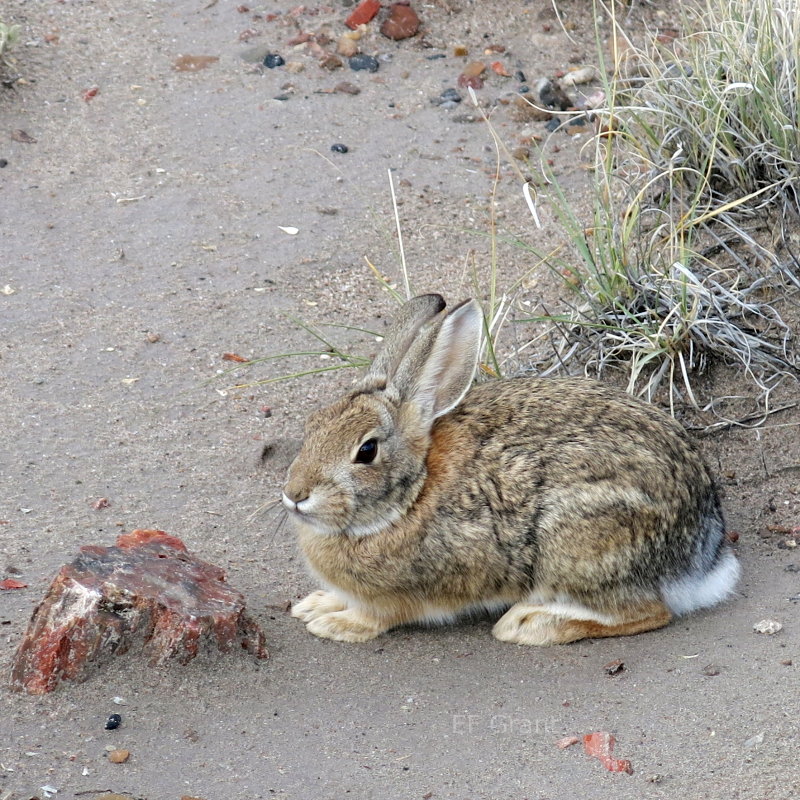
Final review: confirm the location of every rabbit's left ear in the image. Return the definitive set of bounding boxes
[400,298,482,427]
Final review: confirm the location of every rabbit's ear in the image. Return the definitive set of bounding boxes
[358,294,446,390]
[394,298,482,426]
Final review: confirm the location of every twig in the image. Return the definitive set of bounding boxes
[688,401,798,437]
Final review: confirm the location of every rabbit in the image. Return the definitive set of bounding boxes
[282,294,740,645]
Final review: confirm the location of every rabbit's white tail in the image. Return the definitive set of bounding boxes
[661,548,741,616]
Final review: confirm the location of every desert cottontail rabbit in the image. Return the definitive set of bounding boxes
[283,294,740,644]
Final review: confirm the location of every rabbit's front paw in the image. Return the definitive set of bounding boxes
[305,608,385,643]
[291,590,347,622]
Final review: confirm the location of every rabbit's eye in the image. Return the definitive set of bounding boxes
[354,438,378,464]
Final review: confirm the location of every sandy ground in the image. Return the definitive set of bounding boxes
[1,1,799,798]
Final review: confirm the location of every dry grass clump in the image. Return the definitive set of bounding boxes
[526,0,800,416]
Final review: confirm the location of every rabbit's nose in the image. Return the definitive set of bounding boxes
[283,482,309,505]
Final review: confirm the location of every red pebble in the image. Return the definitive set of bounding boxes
[380,4,420,40]
[457,74,484,89]
[1,578,28,590]
[583,732,634,775]
[82,87,99,102]
[555,736,580,750]
[490,60,510,77]
[345,0,380,29]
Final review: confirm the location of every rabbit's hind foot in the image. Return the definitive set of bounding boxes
[492,599,672,645]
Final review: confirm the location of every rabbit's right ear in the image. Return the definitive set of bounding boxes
[358,294,446,390]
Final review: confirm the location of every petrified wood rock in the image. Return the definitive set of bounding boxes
[10,529,267,694]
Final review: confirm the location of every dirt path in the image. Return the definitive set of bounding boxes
[2,1,798,798]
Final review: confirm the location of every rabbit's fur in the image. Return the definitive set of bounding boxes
[283,294,740,644]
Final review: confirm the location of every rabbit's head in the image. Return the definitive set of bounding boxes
[282,294,482,537]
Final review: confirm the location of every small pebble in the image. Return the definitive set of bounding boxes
[545,117,562,133]
[461,60,486,78]
[518,84,530,93]
[426,53,446,60]
[319,54,343,71]
[457,74,483,89]
[380,3,420,40]
[105,713,122,730]
[556,736,580,750]
[108,749,130,764]
[0,159,8,168]
[349,54,379,73]
[753,618,783,635]
[515,70,527,83]
[334,81,361,95]
[263,53,285,68]
[537,77,573,111]
[561,66,597,87]
[602,659,625,675]
[744,732,764,748]
[431,87,462,107]
[336,33,360,58]
[331,143,349,153]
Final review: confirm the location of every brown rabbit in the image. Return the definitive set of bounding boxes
[282,294,740,644]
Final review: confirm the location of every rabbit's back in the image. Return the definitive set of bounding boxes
[430,377,728,611]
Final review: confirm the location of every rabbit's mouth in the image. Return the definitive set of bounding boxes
[282,492,320,522]
[282,491,401,538]
[282,492,345,535]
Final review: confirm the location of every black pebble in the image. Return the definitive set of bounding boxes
[545,117,562,133]
[105,713,122,730]
[349,54,379,73]
[518,85,530,93]
[0,159,7,168]
[331,143,349,154]
[263,54,285,69]
[515,70,527,83]
[426,53,446,60]
[439,88,462,103]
